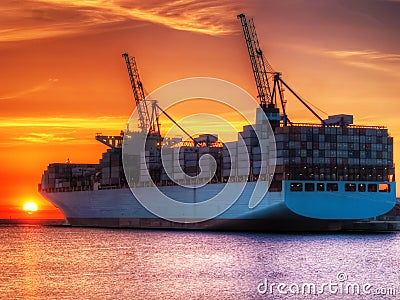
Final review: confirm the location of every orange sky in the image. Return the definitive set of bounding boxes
[1,0,400,219]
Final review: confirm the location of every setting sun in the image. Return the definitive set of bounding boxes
[23,202,38,214]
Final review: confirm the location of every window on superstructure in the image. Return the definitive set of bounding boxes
[368,184,377,192]
[305,183,314,192]
[290,183,303,192]
[327,183,338,192]
[358,184,366,192]
[379,183,390,192]
[317,183,324,192]
[345,183,356,192]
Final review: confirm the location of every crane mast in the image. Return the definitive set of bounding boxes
[237,14,282,129]
[122,53,153,133]
[237,14,274,108]
[122,53,198,146]
[238,13,327,127]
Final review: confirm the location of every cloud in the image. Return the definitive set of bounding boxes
[13,132,75,143]
[0,0,241,42]
[0,115,128,129]
[326,50,400,61]
[0,79,58,100]
[324,49,400,76]
[0,115,128,145]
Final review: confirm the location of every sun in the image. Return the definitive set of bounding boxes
[23,202,38,214]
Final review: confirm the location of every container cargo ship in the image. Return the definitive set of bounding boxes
[38,14,396,231]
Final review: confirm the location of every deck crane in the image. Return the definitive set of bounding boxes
[237,14,326,127]
[237,14,274,108]
[122,53,196,146]
[122,53,160,135]
[95,54,160,149]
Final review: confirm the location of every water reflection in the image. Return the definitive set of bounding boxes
[0,226,399,299]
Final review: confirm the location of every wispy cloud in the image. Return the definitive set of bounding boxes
[0,115,129,145]
[0,0,240,42]
[0,79,58,100]
[324,49,400,76]
[326,50,400,61]
[13,132,75,143]
[0,115,128,129]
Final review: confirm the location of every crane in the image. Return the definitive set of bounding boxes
[122,53,196,146]
[122,53,159,134]
[237,14,326,127]
[237,14,274,108]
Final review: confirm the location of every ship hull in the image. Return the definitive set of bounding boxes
[64,217,342,231]
[41,180,396,232]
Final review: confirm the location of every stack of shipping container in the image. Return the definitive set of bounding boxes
[273,125,394,184]
[40,120,394,192]
[221,124,275,182]
[100,148,126,186]
[40,163,98,192]
[157,135,221,184]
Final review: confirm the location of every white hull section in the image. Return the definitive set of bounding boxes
[41,180,396,231]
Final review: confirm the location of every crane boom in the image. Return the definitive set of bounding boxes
[237,14,273,107]
[122,53,152,133]
[122,53,197,142]
[238,13,326,127]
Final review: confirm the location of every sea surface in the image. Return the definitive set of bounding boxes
[0,225,399,299]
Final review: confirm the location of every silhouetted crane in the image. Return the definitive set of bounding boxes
[237,14,326,127]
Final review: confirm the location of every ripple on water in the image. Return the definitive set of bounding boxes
[0,226,399,299]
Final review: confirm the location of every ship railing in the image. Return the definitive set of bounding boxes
[40,187,93,193]
[288,122,386,129]
[132,174,270,187]
[40,183,133,193]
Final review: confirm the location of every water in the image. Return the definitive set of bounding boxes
[0,226,399,299]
